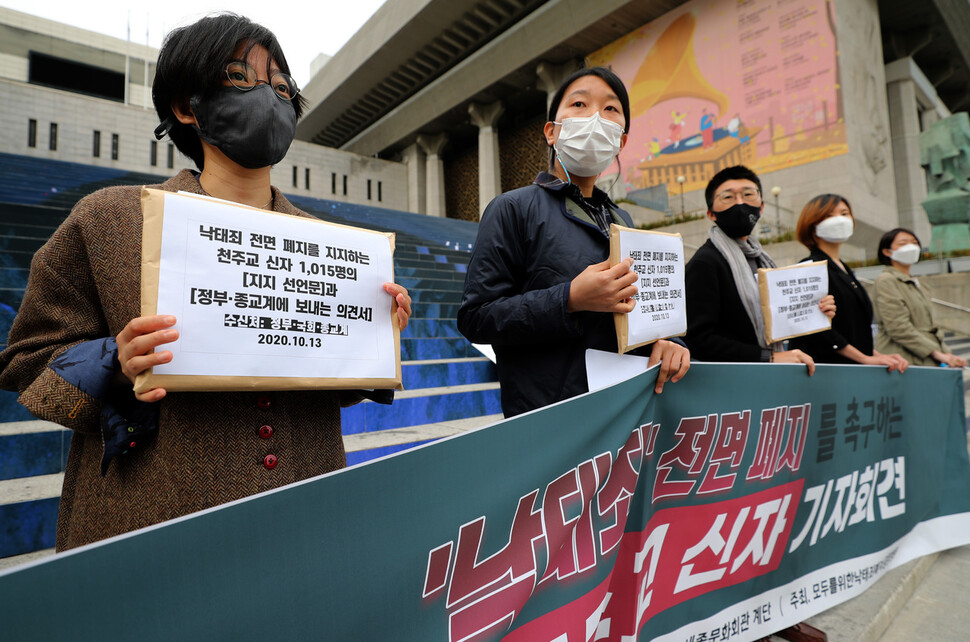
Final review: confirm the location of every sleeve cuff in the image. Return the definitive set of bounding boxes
[49,337,120,399]
[561,281,584,335]
[48,337,160,476]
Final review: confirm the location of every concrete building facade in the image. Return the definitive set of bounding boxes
[296,0,969,261]
[0,7,408,211]
[3,1,968,258]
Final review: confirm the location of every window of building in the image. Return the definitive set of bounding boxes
[49,123,57,151]
[111,133,119,160]
[150,140,158,166]
[93,130,101,158]
[28,119,37,148]
[342,175,347,196]
[305,168,310,190]
[292,166,298,187]
[167,144,174,169]
[331,172,337,195]
[378,181,383,202]
[367,179,372,200]
[28,52,125,102]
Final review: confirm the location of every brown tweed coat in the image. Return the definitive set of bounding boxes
[0,170,357,550]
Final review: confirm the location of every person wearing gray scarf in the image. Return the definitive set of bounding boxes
[683,165,835,375]
[684,165,836,642]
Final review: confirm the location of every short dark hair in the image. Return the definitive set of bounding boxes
[705,165,762,210]
[877,227,922,265]
[796,194,853,250]
[152,13,306,170]
[546,66,631,170]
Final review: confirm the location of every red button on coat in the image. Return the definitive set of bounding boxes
[257,395,272,410]
[258,425,273,439]
[263,454,278,469]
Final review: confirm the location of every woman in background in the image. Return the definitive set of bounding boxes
[790,194,907,371]
[873,228,966,367]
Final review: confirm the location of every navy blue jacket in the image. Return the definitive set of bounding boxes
[458,173,634,417]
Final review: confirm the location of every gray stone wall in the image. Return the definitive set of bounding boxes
[0,79,408,210]
[0,79,184,175]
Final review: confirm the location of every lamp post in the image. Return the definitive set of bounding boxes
[771,185,782,235]
[676,175,686,215]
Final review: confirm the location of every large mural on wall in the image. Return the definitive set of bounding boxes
[589,0,847,196]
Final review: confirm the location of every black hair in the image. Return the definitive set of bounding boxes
[546,66,631,171]
[704,165,763,211]
[152,13,306,170]
[877,227,921,265]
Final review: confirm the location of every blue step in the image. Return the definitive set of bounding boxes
[401,359,495,389]
[0,267,30,287]
[0,235,47,255]
[341,386,501,435]
[400,318,461,339]
[401,337,479,360]
[405,288,463,304]
[411,301,459,320]
[396,275,463,292]
[0,498,58,558]
[0,430,70,481]
[396,257,467,272]
[394,265,465,280]
[0,290,25,343]
[0,391,35,423]
[0,203,69,227]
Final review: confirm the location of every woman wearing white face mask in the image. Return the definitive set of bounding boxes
[789,195,907,371]
[873,228,966,367]
[458,67,690,417]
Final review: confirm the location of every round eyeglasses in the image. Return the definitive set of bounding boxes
[714,188,762,206]
[225,61,299,102]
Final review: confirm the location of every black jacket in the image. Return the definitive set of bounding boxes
[684,238,770,362]
[789,249,873,364]
[458,173,634,417]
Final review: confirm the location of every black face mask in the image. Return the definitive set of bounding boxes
[713,202,761,238]
[189,85,297,169]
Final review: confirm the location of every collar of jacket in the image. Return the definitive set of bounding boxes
[171,168,300,216]
[533,171,625,232]
[886,265,918,285]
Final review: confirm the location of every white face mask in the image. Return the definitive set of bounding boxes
[890,243,921,265]
[554,112,624,178]
[815,215,854,243]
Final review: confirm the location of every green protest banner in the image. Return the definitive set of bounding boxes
[1,363,968,641]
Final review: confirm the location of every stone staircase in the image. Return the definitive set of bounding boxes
[0,152,501,564]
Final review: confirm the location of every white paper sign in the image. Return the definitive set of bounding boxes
[610,225,687,352]
[585,349,651,391]
[152,192,397,380]
[757,260,830,343]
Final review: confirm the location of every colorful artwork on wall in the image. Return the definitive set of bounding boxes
[588,0,848,196]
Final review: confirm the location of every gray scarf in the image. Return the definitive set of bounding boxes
[708,225,780,350]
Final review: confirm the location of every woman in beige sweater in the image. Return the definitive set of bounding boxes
[873,227,966,367]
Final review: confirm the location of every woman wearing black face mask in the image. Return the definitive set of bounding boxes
[458,66,690,418]
[0,14,411,551]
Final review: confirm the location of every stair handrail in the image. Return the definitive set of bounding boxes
[857,277,970,335]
